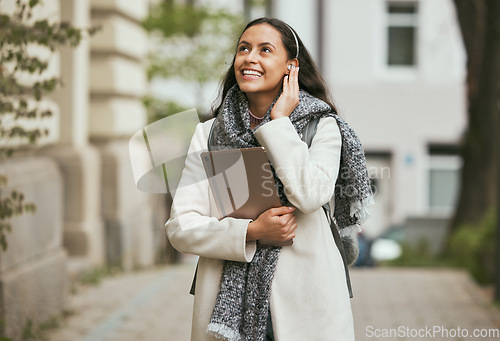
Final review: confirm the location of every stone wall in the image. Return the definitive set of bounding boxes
[0,0,173,338]
[0,158,67,340]
[89,0,160,270]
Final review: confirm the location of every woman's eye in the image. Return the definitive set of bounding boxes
[238,46,249,52]
[262,47,271,53]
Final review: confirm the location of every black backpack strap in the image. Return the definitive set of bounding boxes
[207,118,215,151]
[302,116,320,148]
[189,266,198,295]
[322,204,354,298]
[301,117,353,298]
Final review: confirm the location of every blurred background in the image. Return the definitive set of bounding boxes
[0,0,498,340]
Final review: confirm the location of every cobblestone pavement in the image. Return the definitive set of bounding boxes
[44,265,500,341]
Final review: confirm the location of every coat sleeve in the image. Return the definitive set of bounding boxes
[165,122,257,262]
[253,116,342,214]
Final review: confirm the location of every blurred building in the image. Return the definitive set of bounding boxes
[317,0,466,241]
[0,0,163,339]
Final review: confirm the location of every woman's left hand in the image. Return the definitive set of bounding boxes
[271,66,300,120]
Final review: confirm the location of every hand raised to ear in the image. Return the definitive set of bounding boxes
[271,66,299,120]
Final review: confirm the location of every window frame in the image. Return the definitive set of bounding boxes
[427,154,462,214]
[375,0,421,81]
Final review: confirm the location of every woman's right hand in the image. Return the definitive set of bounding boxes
[246,206,297,243]
[270,66,300,120]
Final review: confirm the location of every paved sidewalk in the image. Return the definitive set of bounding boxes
[45,262,196,341]
[43,265,500,341]
[351,268,500,341]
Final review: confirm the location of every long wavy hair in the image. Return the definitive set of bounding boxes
[211,17,337,117]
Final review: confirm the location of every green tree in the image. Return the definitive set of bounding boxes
[0,0,97,250]
[142,0,243,121]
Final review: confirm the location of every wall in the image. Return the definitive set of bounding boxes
[0,0,164,338]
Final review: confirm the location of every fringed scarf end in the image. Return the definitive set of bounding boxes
[349,195,375,224]
[339,224,362,237]
[207,323,242,341]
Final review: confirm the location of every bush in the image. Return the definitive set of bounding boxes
[447,207,496,284]
[142,96,188,124]
[384,238,450,267]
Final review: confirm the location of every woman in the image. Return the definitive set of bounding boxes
[165,17,372,341]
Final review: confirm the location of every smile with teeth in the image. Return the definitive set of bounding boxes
[242,70,263,77]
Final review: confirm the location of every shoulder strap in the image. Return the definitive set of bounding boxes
[322,205,353,298]
[302,116,320,148]
[207,119,215,151]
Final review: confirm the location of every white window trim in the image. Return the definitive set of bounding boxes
[428,155,462,171]
[374,0,421,82]
[427,154,462,214]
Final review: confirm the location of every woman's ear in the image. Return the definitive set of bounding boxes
[285,58,299,74]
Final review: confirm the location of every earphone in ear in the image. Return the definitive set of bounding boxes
[287,64,294,70]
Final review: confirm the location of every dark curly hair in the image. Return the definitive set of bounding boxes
[211,17,337,117]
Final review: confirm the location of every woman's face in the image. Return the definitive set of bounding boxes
[234,23,291,99]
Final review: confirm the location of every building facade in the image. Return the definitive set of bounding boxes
[0,0,161,338]
[319,0,466,238]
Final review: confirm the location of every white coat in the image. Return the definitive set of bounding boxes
[165,116,355,340]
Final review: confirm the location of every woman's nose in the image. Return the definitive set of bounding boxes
[245,49,258,63]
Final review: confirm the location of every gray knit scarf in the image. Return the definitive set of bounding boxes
[206,84,373,341]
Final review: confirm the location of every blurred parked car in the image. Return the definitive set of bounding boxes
[354,232,374,267]
[369,225,404,262]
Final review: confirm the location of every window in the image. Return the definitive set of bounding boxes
[428,145,461,213]
[386,2,418,67]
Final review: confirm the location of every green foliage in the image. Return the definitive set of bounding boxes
[5,311,67,341]
[142,1,244,113]
[22,319,35,340]
[0,0,84,153]
[0,319,12,341]
[0,0,96,251]
[142,95,188,124]
[79,265,121,286]
[383,239,451,267]
[19,315,57,341]
[377,209,498,286]
[0,184,37,250]
[447,207,496,284]
[38,316,59,331]
[142,1,209,37]
[143,3,243,83]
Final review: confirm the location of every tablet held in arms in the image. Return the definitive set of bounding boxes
[200,147,292,247]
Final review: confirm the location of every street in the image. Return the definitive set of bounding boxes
[44,263,500,341]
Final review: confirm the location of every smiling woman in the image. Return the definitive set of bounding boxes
[234,23,296,111]
[165,17,373,341]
